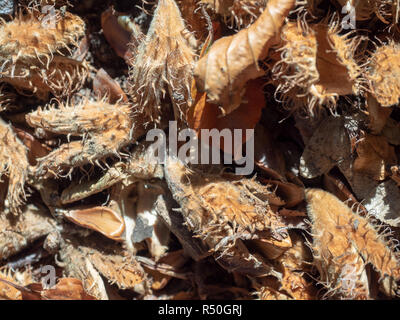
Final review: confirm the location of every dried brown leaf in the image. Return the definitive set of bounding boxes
[194,0,295,114]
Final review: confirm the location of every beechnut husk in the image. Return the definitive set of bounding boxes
[1,0,400,301]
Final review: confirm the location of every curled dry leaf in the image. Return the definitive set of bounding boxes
[0,118,29,214]
[0,8,88,99]
[194,0,296,115]
[129,0,195,123]
[306,188,400,299]
[58,206,125,241]
[273,21,363,114]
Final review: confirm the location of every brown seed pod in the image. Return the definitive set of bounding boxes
[59,206,125,241]
[273,20,363,115]
[305,188,400,299]
[367,41,400,107]
[128,0,195,124]
[164,155,287,277]
[0,7,88,99]
[26,99,144,178]
[0,118,29,214]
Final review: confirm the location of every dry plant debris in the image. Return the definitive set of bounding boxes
[1,0,400,301]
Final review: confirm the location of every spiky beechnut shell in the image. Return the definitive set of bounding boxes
[367,41,400,107]
[305,188,400,299]
[26,99,134,178]
[0,8,88,100]
[273,21,363,115]
[128,0,195,125]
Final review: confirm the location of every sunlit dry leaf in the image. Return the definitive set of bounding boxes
[187,78,265,152]
[39,278,96,300]
[194,0,295,114]
[4,278,96,300]
[306,188,400,299]
[255,231,316,300]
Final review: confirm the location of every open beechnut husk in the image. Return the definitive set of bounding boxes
[1,0,400,301]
